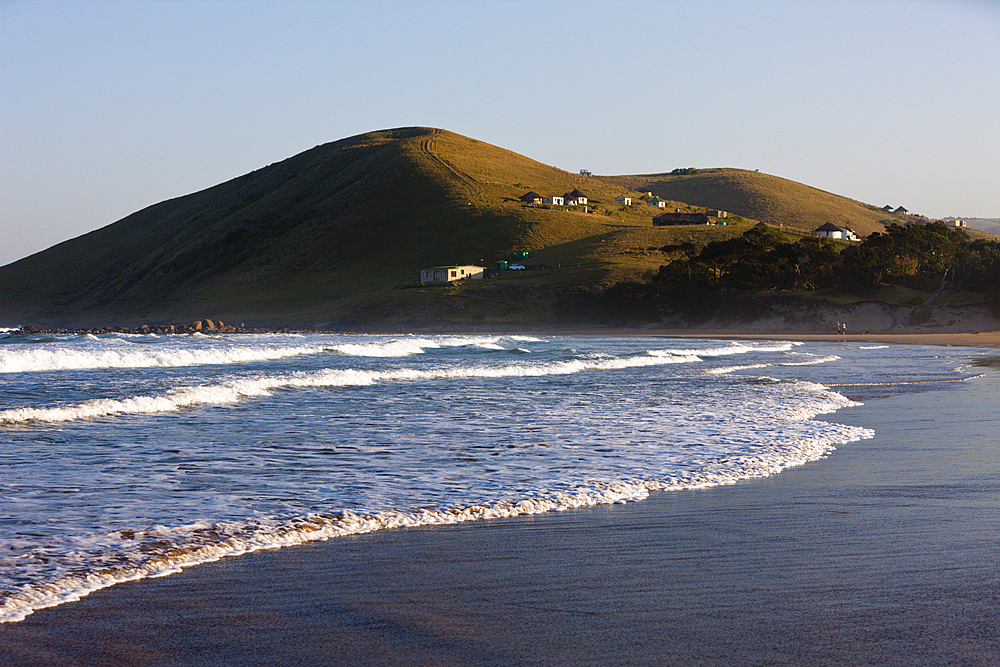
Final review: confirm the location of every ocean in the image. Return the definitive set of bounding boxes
[0,331,985,624]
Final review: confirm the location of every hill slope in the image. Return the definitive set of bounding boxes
[1,128,632,326]
[597,169,897,237]
[2,128,979,329]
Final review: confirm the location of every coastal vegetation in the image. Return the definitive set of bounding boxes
[0,127,995,330]
[567,222,1000,325]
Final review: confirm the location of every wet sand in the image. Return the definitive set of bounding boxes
[654,330,1000,348]
[582,329,1000,348]
[3,359,1000,666]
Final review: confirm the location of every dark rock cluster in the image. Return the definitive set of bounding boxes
[11,320,310,336]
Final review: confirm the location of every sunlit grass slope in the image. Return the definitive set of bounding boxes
[598,169,898,237]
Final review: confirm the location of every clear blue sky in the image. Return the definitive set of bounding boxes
[2,0,998,267]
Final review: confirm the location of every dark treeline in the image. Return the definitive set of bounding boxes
[559,223,1000,324]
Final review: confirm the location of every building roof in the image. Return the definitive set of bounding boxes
[815,222,846,232]
[520,191,542,201]
[567,189,586,198]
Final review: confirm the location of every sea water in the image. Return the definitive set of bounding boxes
[0,332,984,622]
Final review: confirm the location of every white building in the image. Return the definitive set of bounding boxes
[420,265,485,283]
[646,197,666,209]
[814,223,859,241]
[542,196,564,206]
[614,196,632,206]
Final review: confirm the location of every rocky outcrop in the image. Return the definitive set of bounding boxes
[8,320,310,336]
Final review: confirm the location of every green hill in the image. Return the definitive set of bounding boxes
[597,169,899,238]
[1,127,982,329]
[0,128,726,327]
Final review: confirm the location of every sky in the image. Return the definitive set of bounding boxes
[2,0,999,267]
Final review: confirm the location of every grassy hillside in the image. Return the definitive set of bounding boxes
[598,169,901,238]
[1,128,986,329]
[0,128,675,326]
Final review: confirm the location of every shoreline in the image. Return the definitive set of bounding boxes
[11,324,1000,348]
[2,356,999,665]
[647,329,1000,347]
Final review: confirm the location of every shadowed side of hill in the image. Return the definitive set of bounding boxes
[1,128,446,324]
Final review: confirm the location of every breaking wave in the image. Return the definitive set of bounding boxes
[0,352,703,425]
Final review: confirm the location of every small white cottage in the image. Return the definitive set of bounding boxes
[420,265,485,283]
[814,223,859,241]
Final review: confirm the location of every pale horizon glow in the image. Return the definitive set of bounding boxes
[2,0,998,267]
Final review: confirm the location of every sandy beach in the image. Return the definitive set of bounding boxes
[655,330,1000,348]
[2,337,999,666]
[572,327,1000,349]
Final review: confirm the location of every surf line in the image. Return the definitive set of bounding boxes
[0,353,704,425]
[824,373,984,387]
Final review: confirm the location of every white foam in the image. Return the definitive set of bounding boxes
[328,335,547,357]
[0,343,327,373]
[0,335,552,373]
[0,353,704,425]
[0,407,871,624]
[708,355,840,375]
[647,341,799,358]
[326,338,440,357]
